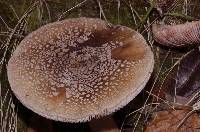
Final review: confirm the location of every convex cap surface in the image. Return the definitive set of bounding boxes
[8,17,154,122]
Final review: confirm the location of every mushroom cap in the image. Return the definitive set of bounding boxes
[7,17,154,122]
[152,21,200,47]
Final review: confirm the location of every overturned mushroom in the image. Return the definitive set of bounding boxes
[152,21,200,47]
[7,17,154,122]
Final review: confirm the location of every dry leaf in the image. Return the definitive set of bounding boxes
[159,48,200,105]
[146,109,200,132]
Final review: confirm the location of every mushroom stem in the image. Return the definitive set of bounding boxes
[89,115,120,132]
[27,113,53,132]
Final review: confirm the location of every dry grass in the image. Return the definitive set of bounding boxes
[1,1,39,131]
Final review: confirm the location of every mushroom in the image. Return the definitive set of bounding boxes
[152,21,200,47]
[7,17,154,122]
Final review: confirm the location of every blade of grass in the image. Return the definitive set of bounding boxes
[96,0,111,27]
[136,0,155,29]
[132,50,171,131]
[0,1,39,65]
[57,0,87,21]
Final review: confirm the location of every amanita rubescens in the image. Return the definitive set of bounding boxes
[7,17,154,122]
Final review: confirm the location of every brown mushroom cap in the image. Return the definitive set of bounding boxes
[7,17,154,122]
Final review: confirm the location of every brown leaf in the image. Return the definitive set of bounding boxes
[146,109,200,132]
[161,48,200,105]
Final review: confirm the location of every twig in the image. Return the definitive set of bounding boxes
[122,0,142,26]
[96,0,111,27]
[0,32,24,38]
[137,0,155,29]
[176,109,196,130]
[0,16,11,30]
[43,0,52,21]
[0,1,38,65]
[145,90,172,105]
[120,103,160,132]
[117,0,120,24]
[10,5,19,20]
[133,50,171,131]
[129,3,140,27]
[57,0,87,21]
[155,51,191,104]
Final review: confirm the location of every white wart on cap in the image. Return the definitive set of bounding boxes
[7,17,154,122]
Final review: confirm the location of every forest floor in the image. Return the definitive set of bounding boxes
[1,0,200,132]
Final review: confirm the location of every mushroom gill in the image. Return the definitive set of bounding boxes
[7,17,154,122]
